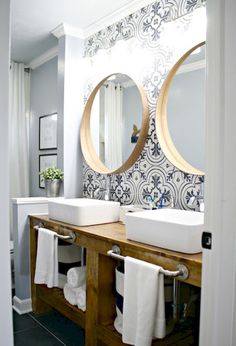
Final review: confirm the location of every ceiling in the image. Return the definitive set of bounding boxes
[11,0,153,64]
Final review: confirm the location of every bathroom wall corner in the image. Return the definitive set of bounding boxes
[58,35,84,198]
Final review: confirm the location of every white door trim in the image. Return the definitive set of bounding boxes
[200,0,236,345]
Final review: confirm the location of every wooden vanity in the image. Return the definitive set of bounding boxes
[29,214,202,346]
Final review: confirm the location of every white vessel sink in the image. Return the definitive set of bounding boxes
[48,198,120,226]
[125,209,204,254]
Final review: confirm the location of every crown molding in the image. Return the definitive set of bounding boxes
[177,59,206,74]
[84,0,155,37]
[51,23,84,39]
[30,0,155,68]
[28,46,58,70]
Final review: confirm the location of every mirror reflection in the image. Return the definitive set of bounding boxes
[156,42,205,175]
[167,44,205,172]
[90,74,143,171]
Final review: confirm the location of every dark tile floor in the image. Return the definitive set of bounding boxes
[13,309,85,346]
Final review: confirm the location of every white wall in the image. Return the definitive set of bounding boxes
[0,0,14,344]
[30,57,60,196]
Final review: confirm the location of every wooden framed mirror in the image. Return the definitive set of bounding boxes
[80,73,149,174]
[156,42,206,176]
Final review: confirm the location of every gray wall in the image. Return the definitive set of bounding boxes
[0,0,14,343]
[29,57,60,196]
[122,85,142,163]
[168,68,205,172]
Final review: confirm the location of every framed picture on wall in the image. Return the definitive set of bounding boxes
[39,113,58,150]
[39,154,57,188]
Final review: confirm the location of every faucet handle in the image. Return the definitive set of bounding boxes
[170,196,175,208]
[93,187,100,199]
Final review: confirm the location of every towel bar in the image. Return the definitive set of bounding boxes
[34,224,76,243]
[107,245,189,280]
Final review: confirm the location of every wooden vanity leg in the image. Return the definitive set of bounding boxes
[86,248,99,346]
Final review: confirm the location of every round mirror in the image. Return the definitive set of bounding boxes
[156,42,205,175]
[80,73,149,174]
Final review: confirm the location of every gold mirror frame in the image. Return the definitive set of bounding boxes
[156,42,205,176]
[80,74,149,174]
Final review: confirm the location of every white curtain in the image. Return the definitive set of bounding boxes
[104,83,123,170]
[9,62,30,199]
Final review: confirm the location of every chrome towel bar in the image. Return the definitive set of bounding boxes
[107,245,189,280]
[34,224,76,243]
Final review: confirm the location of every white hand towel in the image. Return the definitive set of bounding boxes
[34,227,58,288]
[122,257,166,346]
[67,266,86,288]
[76,284,86,312]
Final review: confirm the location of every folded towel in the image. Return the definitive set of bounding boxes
[122,257,166,346]
[67,266,86,288]
[76,284,86,312]
[34,228,58,288]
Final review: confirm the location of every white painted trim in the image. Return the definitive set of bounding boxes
[51,23,84,39]
[199,0,236,345]
[177,59,205,74]
[84,0,155,37]
[12,296,32,315]
[11,197,49,205]
[28,46,58,70]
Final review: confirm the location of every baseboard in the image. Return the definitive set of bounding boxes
[12,296,32,314]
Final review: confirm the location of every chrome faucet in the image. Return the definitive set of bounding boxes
[188,182,204,212]
[158,193,175,209]
[89,187,100,199]
[170,195,175,209]
[104,175,111,201]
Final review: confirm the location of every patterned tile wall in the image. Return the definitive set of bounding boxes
[82,0,205,211]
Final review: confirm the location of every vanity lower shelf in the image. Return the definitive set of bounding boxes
[35,285,85,328]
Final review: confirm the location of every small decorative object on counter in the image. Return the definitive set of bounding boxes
[39,166,64,197]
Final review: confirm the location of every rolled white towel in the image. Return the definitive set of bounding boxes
[67,266,86,288]
[76,285,86,312]
[63,283,80,306]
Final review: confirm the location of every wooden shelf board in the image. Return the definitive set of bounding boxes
[37,285,85,329]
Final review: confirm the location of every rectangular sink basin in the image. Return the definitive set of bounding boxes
[125,209,204,254]
[48,198,120,226]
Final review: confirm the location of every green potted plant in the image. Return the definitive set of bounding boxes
[39,166,64,197]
